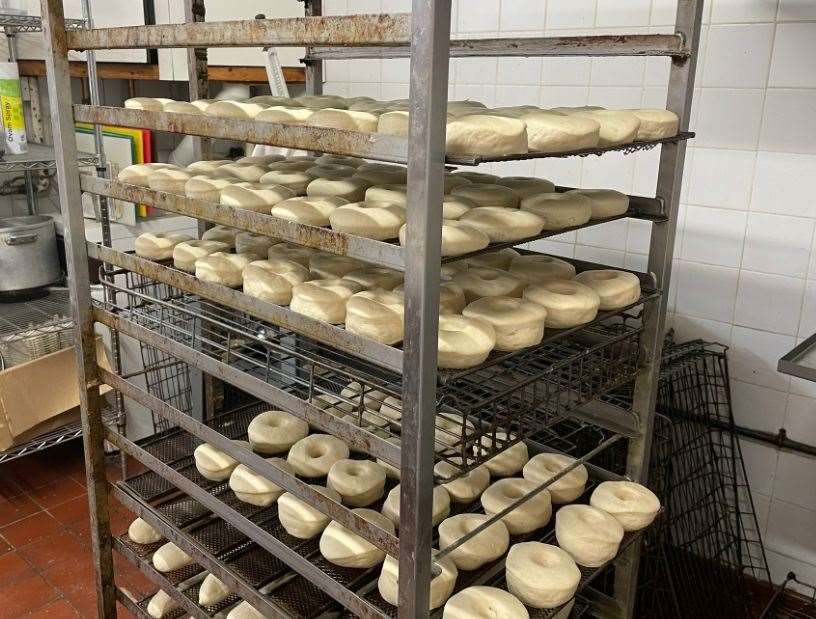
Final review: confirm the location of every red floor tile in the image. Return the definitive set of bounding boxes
[63,588,99,618]
[0,534,11,555]
[0,551,34,587]
[0,511,64,548]
[41,555,95,596]
[18,531,89,571]
[0,476,24,502]
[0,572,60,619]
[49,495,90,527]
[26,599,81,618]
[29,479,87,511]
[0,493,41,528]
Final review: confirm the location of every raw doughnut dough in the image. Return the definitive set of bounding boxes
[327,458,387,507]
[467,248,521,270]
[255,106,314,125]
[320,508,395,568]
[443,175,473,194]
[478,432,530,477]
[306,164,357,180]
[205,100,267,119]
[435,413,476,449]
[152,542,194,572]
[309,254,364,279]
[628,108,679,140]
[453,267,526,302]
[450,171,498,184]
[128,517,163,545]
[506,542,580,609]
[260,169,312,194]
[509,255,576,285]
[278,485,342,539]
[442,194,477,219]
[496,176,556,199]
[248,95,301,106]
[267,243,324,267]
[125,97,173,111]
[271,196,349,227]
[435,458,490,504]
[523,279,600,328]
[336,381,389,414]
[193,440,250,481]
[118,163,179,187]
[438,513,510,570]
[134,232,193,260]
[574,269,641,309]
[589,480,661,531]
[199,573,231,606]
[184,176,233,202]
[306,108,379,132]
[247,410,309,454]
[216,162,270,183]
[399,220,490,257]
[494,105,542,118]
[451,183,520,208]
[437,314,496,369]
[234,233,278,258]
[522,453,588,504]
[353,166,408,186]
[186,160,232,175]
[237,154,286,165]
[195,252,253,288]
[329,201,406,240]
[229,458,294,506]
[555,504,624,567]
[345,290,405,345]
[382,484,451,527]
[443,586,529,619]
[365,184,407,206]
[396,281,467,314]
[227,601,264,619]
[307,176,371,202]
[290,278,363,323]
[379,552,458,609]
[287,434,350,477]
[173,240,229,272]
[201,225,239,248]
[315,154,364,168]
[377,110,410,136]
[460,207,544,242]
[296,94,348,109]
[220,183,296,211]
[269,159,317,172]
[343,266,403,291]
[147,168,194,194]
[521,192,593,230]
[242,258,310,305]
[569,109,641,146]
[567,188,629,219]
[481,478,552,534]
[446,115,528,156]
[522,110,601,152]
[147,590,176,618]
[441,262,467,280]
[463,297,547,351]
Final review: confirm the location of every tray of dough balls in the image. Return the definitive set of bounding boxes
[121,95,692,165]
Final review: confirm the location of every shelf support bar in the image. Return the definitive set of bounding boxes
[398,1,451,616]
[40,0,116,616]
[303,0,323,97]
[613,1,705,617]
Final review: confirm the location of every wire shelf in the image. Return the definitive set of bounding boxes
[0,13,86,33]
[0,143,98,171]
[762,573,816,618]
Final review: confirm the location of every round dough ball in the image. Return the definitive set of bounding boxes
[377,110,410,136]
[496,176,556,199]
[134,232,193,261]
[186,160,232,175]
[296,94,349,109]
[460,207,544,242]
[147,589,177,618]
[438,513,510,570]
[467,248,520,270]
[382,483,451,527]
[574,269,641,309]
[481,478,552,534]
[379,551,458,609]
[523,279,600,328]
[217,162,270,183]
[509,254,576,285]
[195,252,253,288]
[193,440,249,481]
[345,290,405,345]
[255,106,315,125]
[463,296,547,351]
[453,267,526,302]
[307,176,371,202]
[147,168,194,194]
[327,458,387,507]
[221,183,296,211]
[365,184,407,206]
[229,458,294,506]
[522,453,588,504]
[354,166,408,185]
[628,108,679,140]
[478,432,530,477]
[236,154,286,165]
[506,542,580,609]
[307,108,379,132]
[434,458,490,504]
[305,164,357,181]
[184,176,234,202]
[128,517,163,545]
[589,480,661,531]
[271,196,348,227]
[443,586,529,619]
[199,573,231,606]
[278,485,342,539]
[226,601,264,619]
[125,97,173,111]
[329,201,406,240]
[247,410,309,454]
[451,171,498,184]
[522,110,601,152]
[267,242,324,267]
[234,232,278,258]
[399,220,490,257]
[451,183,520,208]
[555,504,624,567]
[287,434,350,477]
[173,239,230,272]
[437,314,496,369]
[315,153,364,168]
[242,258,310,305]
[260,169,312,194]
[205,100,267,119]
[201,225,239,248]
[569,109,641,147]
[520,192,593,230]
[118,163,180,187]
[567,188,629,219]
[320,508,395,568]
[309,254,364,279]
[290,278,363,323]
[152,542,193,572]
[343,266,403,291]
[442,194,477,219]
[446,114,527,156]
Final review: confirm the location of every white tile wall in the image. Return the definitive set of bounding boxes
[323,0,816,583]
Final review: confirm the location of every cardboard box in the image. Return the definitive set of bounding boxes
[0,338,112,451]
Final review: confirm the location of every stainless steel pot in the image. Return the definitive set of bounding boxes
[0,215,61,293]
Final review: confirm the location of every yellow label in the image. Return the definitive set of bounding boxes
[1,94,25,132]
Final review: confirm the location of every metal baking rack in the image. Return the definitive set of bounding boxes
[41,0,702,616]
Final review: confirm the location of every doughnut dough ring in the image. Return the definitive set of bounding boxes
[342,266,404,291]
[278,485,342,539]
[200,225,239,248]
[496,176,556,199]
[229,458,294,506]
[459,207,544,242]
[589,480,661,531]
[399,219,490,258]
[327,458,387,507]
[234,232,278,258]
[195,252,253,288]
[134,232,193,261]
[574,269,641,309]
[481,477,552,534]
[220,183,296,211]
[437,314,496,369]
[467,248,520,270]
[567,188,629,219]
[309,254,364,279]
[290,278,363,324]
[382,484,451,527]
[463,296,547,352]
[438,513,510,570]
[443,586,529,619]
[446,114,528,157]
[243,258,311,306]
[506,542,580,609]
[345,290,405,345]
[555,504,624,567]
[307,176,371,202]
[520,192,593,230]
[329,201,407,240]
[287,434,350,477]
[247,410,309,454]
[320,508,396,568]
[271,196,348,227]
[478,431,530,477]
[453,267,526,303]
[173,240,230,272]
[523,453,588,504]
[435,458,491,504]
[379,552,458,609]
[509,254,577,285]
[523,279,601,328]
[365,184,407,206]
[451,183,521,208]
[521,110,601,153]
[628,108,680,140]
[193,440,250,481]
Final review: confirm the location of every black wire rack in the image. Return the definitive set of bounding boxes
[762,573,816,618]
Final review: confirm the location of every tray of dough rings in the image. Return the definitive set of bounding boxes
[99,261,645,479]
[115,402,634,618]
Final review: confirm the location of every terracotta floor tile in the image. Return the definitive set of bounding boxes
[26,599,81,618]
[6,458,67,492]
[116,601,137,619]
[18,531,89,571]
[41,555,94,595]
[29,479,86,511]
[0,572,60,619]
[0,493,41,528]
[63,589,99,618]
[0,551,35,587]
[48,495,90,527]
[0,511,64,548]
[0,476,24,503]
[0,534,11,555]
